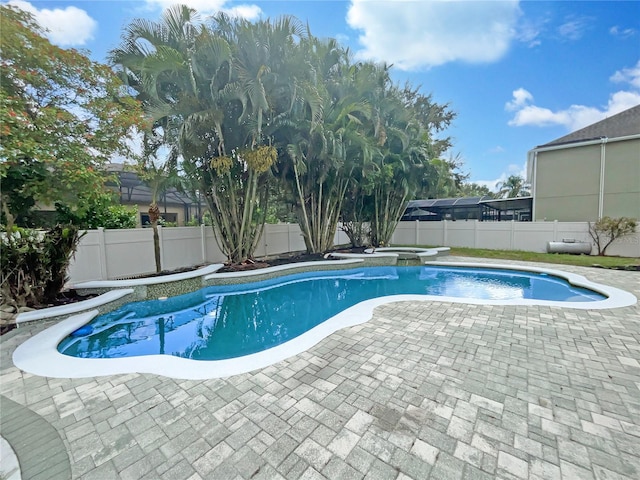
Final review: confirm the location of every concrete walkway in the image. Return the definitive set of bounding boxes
[1,258,639,479]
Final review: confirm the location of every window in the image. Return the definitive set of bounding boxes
[140,212,178,226]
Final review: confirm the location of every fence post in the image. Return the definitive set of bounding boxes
[288,224,293,253]
[265,225,270,256]
[415,220,420,245]
[200,224,207,263]
[510,220,515,250]
[97,227,108,280]
[553,220,558,241]
[474,220,479,248]
[443,220,448,246]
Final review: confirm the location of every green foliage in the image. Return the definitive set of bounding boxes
[54,193,137,229]
[112,7,456,258]
[588,216,637,256]
[458,182,495,198]
[157,217,178,228]
[112,7,285,262]
[496,175,530,198]
[0,5,144,227]
[0,225,82,308]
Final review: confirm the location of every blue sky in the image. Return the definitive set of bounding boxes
[8,0,640,191]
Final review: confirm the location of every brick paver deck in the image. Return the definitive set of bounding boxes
[1,258,639,479]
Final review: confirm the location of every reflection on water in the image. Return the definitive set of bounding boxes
[58,266,605,361]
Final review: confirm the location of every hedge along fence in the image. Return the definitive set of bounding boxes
[1,225,82,308]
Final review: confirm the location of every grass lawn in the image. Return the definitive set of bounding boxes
[398,245,639,269]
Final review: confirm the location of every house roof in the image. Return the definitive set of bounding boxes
[105,164,200,207]
[406,196,494,209]
[540,104,640,147]
[406,196,532,212]
[478,196,533,212]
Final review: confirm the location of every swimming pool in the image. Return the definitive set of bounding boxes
[58,265,604,361]
[13,263,636,379]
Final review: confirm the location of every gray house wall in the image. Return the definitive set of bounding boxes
[533,144,601,221]
[603,139,640,219]
[531,137,640,221]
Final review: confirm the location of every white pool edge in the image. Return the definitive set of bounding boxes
[203,259,364,280]
[425,261,637,308]
[16,289,135,324]
[12,261,637,380]
[73,264,224,289]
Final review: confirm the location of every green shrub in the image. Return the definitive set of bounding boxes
[0,224,82,308]
[55,194,137,229]
[588,216,637,256]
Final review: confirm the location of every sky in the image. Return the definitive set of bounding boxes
[7,0,640,192]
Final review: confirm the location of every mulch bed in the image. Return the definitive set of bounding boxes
[216,252,328,273]
[1,290,100,336]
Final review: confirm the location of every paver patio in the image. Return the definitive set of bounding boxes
[1,258,639,479]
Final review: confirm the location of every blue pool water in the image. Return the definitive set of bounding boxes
[58,266,605,361]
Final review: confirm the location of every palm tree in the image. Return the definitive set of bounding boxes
[272,36,366,253]
[111,6,283,264]
[136,132,180,273]
[365,79,453,246]
[496,175,530,198]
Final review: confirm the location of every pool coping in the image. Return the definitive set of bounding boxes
[16,289,135,324]
[16,260,368,325]
[424,261,638,309]
[72,264,224,289]
[12,261,637,380]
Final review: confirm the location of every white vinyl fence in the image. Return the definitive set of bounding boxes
[69,224,350,283]
[68,220,639,284]
[391,220,640,258]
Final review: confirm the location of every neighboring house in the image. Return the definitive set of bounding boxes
[106,164,204,227]
[527,104,640,222]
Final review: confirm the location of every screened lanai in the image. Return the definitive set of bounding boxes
[402,196,532,221]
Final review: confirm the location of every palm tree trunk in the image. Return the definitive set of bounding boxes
[149,202,161,273]
[152,224,161,273]
[293,162,315,252]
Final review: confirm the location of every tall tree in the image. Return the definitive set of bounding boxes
[112,8,299,263]
[366,81,454,246]
[0,5,143,228]
[201,14,302,261]
[111,6,457,256]
[276,48,378,253]
[458,182,494,198]
[136,132,181,272]
[496,175,530,198]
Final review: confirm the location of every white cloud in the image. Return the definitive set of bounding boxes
[145,0,225,12]
[489,146,505,154]
[223,4,261,20]
[515,24,541,47]
[506,62,640,131]
[505,88,534,111]
[557,16,591,41]
[475,163,526,192]
[8,0,96,46]
[610,60,640,89]
[334,33,350,45]
[145,0,261,19]
[345,0,521,70]
[514,17,546,48]
[609,25,636,39]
